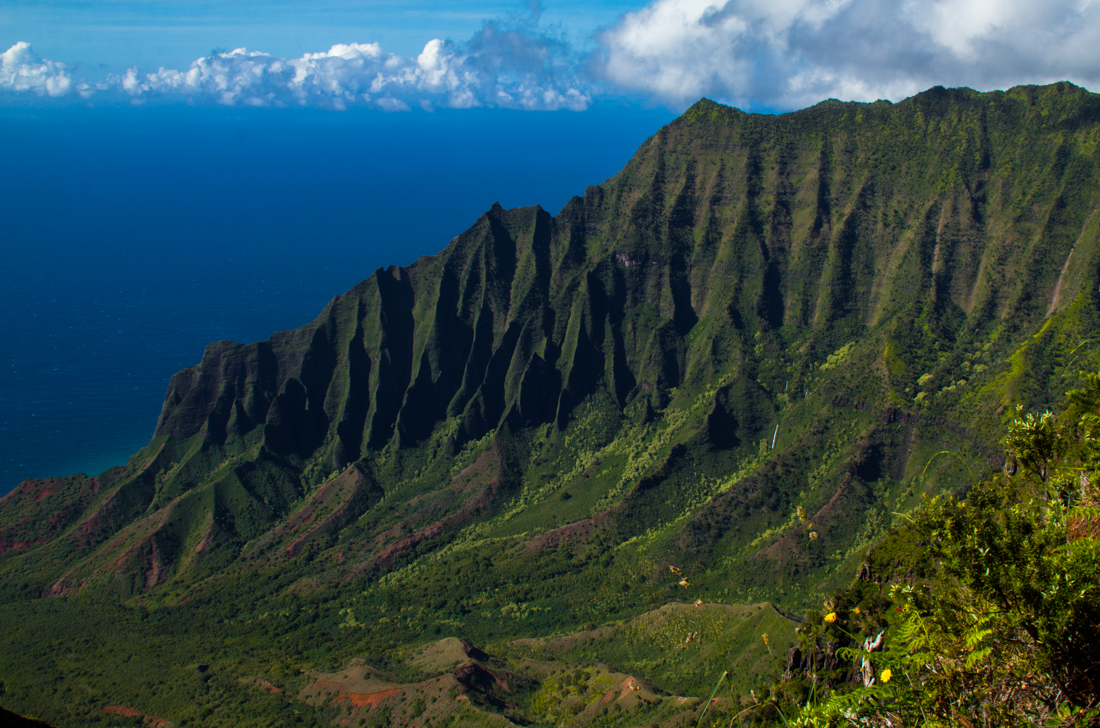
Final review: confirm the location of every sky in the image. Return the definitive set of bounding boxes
[4,0,1100,112]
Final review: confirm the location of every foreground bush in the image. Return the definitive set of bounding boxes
[762,373,1100,727]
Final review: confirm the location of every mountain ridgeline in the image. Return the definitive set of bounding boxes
[157,83,1099,465]
[3,82,1100,726]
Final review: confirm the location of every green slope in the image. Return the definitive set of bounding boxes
[4,82,1100,726]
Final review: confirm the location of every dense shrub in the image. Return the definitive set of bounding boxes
[763,372,1100,726]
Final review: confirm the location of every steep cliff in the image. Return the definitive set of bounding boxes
[3,82,1100,677]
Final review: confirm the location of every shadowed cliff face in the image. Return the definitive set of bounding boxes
[6,83,1100,604]
[157,83,1100,462]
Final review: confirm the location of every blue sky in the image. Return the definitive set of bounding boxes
[1,1,636,75]
[4,0,1100,112]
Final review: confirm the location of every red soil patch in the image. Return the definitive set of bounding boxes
[144,538,168,591]
[33,487,59,502]
[362,442,507,570]
[337,687,403,708]
[0,537,34,554]
[374,522,446,565]
[78,490,127,549]
[264,464,366,559]
[45,570,77,597]
[757,472,855,562]
[246,677,282,693]
[103,706,144,718]
[454,442,500,484]
[192,526,213,554]
[102,705,171,727]
[372,484,499,568]
[525,510,611,551]
[599,676,644,704]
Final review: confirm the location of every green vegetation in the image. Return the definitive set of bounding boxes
[748,374,1100,726]
[4,82,1100,725]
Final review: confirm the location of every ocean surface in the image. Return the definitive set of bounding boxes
[0,102,676,495]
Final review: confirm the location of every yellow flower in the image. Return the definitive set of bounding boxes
[679,579,689,587]
[852,607,861,615]
[880,669,892,684]
[762,633,770,646]
[809,531,819,541]
[824,612,837,624]
[669,565,684,576]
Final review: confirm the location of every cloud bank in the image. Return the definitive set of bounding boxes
[598,0,1100,109]
[0,12,593,110]
[4,0,1100,111]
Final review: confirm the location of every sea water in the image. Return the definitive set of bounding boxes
[0,102,675,495]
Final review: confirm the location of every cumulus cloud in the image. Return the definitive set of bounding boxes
[0,7,594,110]
[1,41,76,97]
[7,1,1100,112]
[597,0,1100,110]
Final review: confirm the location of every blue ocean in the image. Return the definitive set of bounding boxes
[0,102,675,495]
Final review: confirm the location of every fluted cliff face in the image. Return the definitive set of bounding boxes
[160,83,1100,466]
[5,83,1100,603]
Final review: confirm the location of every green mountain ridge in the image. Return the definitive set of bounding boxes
[4,82,1100,726]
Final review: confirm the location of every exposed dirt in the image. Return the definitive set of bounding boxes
[241,463,372,563]
[368,442,506,569]
[336,687,402,708]
[523,508,613,551]
[101,705,171,727]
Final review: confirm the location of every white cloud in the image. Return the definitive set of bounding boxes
[1,12,594,111]
[1,41,76,97]
[376,96,411,112]
[597,0,1100,110]
[8,1,1100,112]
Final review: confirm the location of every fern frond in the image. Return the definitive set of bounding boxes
[964,646,993,670]
[1056,539,1100,558]
[964,627,994,651]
